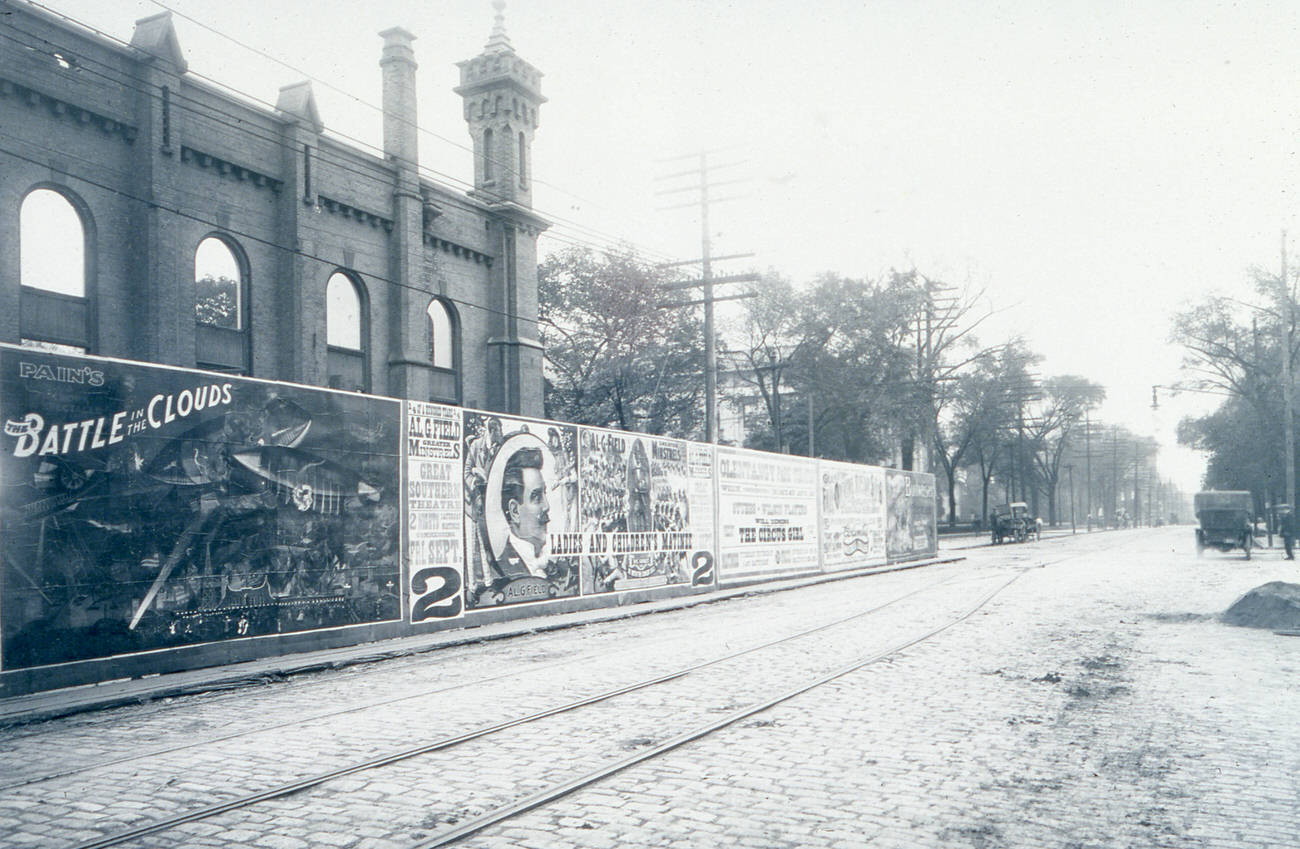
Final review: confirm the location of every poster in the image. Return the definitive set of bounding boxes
[686,443,717,587]
[405,401,465,622]
[818,460,887,571]
[886,469,938,561]
[715,447,820,586]
[462,411,579,608]
[576,428,715,594]
[0,348,402,670]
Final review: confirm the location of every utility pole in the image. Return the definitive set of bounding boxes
[1133,447,1141,528]
[1111,425,1119,527]
[700,152,717,444]
[807,393,815,457]
[1085,409,1093,531]
[1016,401,1025,504]
[912,278,957,474]
[655,150,753,444]
[1283,231,1296,512]
[1066,463,1076,533]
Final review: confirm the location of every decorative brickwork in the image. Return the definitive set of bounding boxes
[0,76,137,143]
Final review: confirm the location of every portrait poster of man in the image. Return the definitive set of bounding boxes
[577,428,697,594]
[462,411,578,608]
[818,460,887,571]
[0,347,401,671]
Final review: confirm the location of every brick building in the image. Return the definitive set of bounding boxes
[0,0,548,414]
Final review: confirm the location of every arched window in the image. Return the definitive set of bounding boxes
[195,237,242,329]
[327,272,362,349]
[21,189,83,297]
[326,271,368,391]
[518,131,528,188]
[482,127,495,182]
[425,298,460,403]
[194,235,250,373]
[20,187,91,352]
[427,299,454,368]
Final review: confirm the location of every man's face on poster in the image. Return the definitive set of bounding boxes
[508,466,550,552]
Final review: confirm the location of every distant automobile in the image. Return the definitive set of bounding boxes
[1193,490,1254,559]
[991,502,1031,545]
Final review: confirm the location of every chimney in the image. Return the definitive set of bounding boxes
[379,27,418,171]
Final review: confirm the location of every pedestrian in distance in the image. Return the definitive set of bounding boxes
[1280,505,1295,560]
[1034,515,1043,542]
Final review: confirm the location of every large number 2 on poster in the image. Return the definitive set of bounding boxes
[690,551,715,586]
[410,566,463,621]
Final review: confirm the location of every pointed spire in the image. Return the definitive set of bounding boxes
[484,0,514,54]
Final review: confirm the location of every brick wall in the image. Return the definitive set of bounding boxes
[0,2,545,415]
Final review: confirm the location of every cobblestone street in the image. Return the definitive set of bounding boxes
[4,526,1298,848]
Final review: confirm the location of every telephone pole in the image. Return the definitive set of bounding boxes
[656,150,754,443]
[1283,231,1296,511]
[1085,409,1093,530]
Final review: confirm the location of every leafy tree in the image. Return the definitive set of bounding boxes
[958,341,1040,520]
[1172,267,1299,503]
[539,246,705,437]
[900,274,1001,522]
[937,349,1007,524]
[1179,398,1282,502]
[720,273,806,453]
[1026,375,1106,525]
[788,272,921,464]
[195,274,239,328]
[1171,290,1286,415]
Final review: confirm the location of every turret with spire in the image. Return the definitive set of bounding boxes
[455,1,548,415]
[455,0,545,207]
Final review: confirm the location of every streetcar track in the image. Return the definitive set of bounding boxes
[32,538,1124,849]
[1,554,958,737]
[4,565,969,792]
[411,567,1030,848]
[415,537,1140,848]
[59,567,988,849]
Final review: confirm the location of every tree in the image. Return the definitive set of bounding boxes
[936,348,1008,524]
[1025,375,1106,525]
[539,246,705,437]
[1171,291,1283,416]
[1172,268,1300,503]
[788,272,921,464]
[195,274,239,328]
[956,341,1040,521]
[1179,398,1282,502]
[900,273,1001,521]
[720,273,806,453]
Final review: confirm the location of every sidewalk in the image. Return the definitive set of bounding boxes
[0,553,961,727]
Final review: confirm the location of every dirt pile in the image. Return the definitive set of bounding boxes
[1223,582,1300,630]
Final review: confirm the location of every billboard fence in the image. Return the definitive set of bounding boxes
[0,347,936,680]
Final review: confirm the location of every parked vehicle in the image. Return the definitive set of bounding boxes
[992,502,1031,545]
[1193,490,1254,559]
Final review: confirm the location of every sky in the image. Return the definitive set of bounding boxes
[34,0,1300,492]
